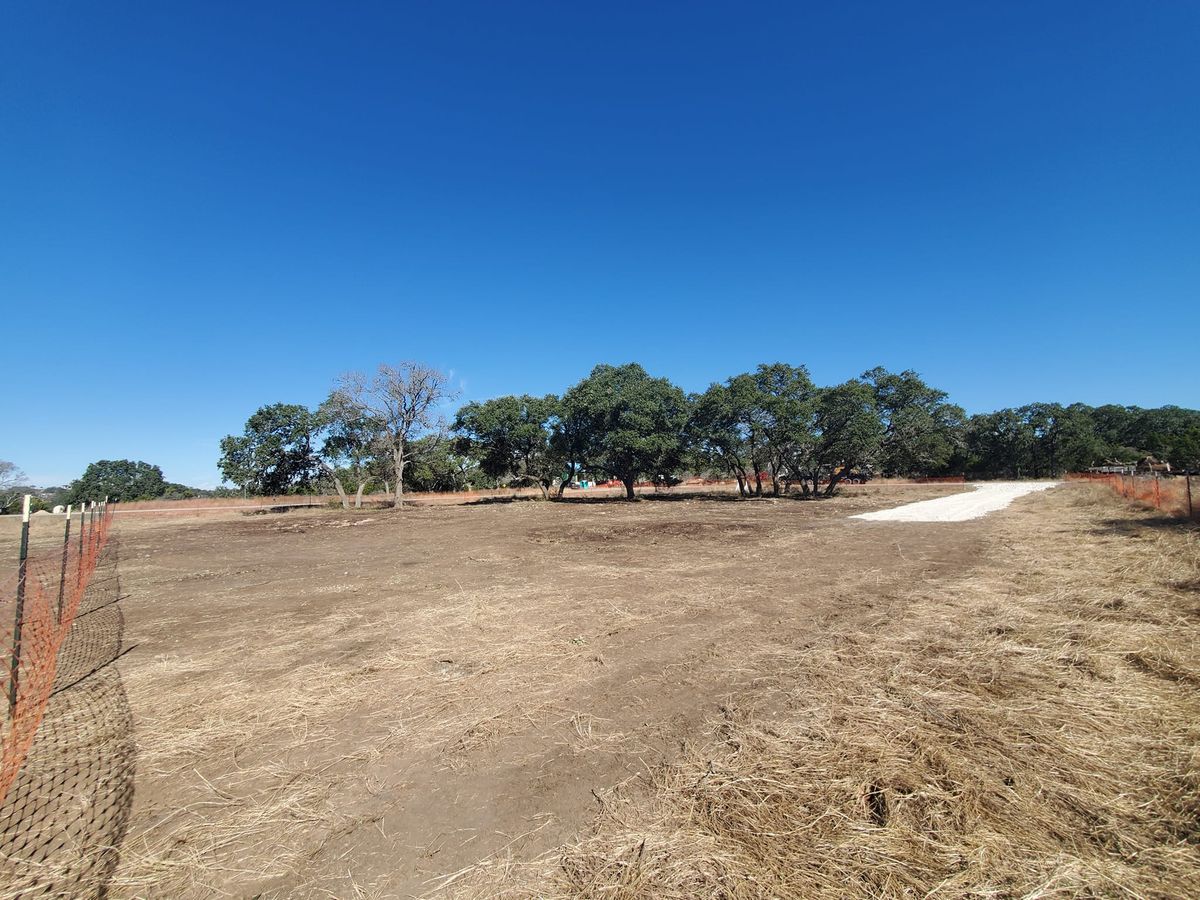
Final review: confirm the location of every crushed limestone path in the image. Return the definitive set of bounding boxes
[851,481,1059,522]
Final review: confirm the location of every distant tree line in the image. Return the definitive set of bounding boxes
[0,458,237,514]
[962,403,1200,479]
[212,361,1200,505]
[4,362,1195,515]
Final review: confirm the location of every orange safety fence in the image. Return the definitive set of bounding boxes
[1067,472,1198,520]
[0,503,114,806]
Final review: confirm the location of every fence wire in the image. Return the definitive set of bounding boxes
[0,504,114,807]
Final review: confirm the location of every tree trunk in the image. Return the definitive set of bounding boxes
[392,445,406,509]
[331,475,349,510]
[824,464,850,497]
[623,476,637,500]
[731,455,752,497]
[799,473,816,497]
[556,463,577,498]
[354,480,369,509]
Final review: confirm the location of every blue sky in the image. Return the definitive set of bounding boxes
[2,2,1197,488]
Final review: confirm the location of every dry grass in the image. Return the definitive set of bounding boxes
[454,487,1200,898]
[107,566,661,896]
[76,486,1200,897]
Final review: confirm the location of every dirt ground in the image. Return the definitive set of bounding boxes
[1,482,1196,898]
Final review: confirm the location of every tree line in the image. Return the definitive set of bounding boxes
[212,361,1200,505]
[4,360,1195,514]
[0,458,236,514]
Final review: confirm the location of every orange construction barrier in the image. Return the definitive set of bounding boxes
[1067,472,1197,520]
[0,500,114,806]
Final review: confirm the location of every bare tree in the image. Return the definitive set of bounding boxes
[0,461,27,513]
[328,363,457,508]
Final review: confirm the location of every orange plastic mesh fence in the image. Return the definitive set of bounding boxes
[0,507,114,806]
[1067,472,1198,520]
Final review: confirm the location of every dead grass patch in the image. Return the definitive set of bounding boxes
[107,572,663,895]
[457,488,1200,898]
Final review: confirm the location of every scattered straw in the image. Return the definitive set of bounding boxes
[455,487,1200,898]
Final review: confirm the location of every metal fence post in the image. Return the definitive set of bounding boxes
[57,504,73,624]
[77,502,86,587]
[8,495,32,716]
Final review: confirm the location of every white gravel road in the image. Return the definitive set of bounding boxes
[851,481,1059,522]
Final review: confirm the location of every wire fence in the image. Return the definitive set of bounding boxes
[0,497,114,806]
[1068,472,1198,520]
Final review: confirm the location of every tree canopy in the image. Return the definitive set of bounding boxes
[454,394,562,498]
[561,363,689,499]
[964,403,1200,478]
[863,367,965,477]
[211,360,1200,503]
[317,394,385,507]
[328,362,457,506]
[218,403,324,495]
[67,459,168,503]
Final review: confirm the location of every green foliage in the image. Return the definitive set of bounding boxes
[1129,406,1200,469]
[561,363,690,498]
[1021,403,1105,476]
[687,364,818,496]
[403,436,494,493]
[1173,430,1200,471]
[787,380,885,496]
[215,365,1199,500]
[687,382,753,489]
[965,409,1034,478]
[690,365,892,497]
[160,483,199,500]
[863,367,964,476]
[218,403,325,495]
[318,394,385,498]
[327,362,458,503]
[963,403,1200,477]
[749,364,819,493]
[1,493,53,514]
[454,394,561,496]
[66,459,168,503]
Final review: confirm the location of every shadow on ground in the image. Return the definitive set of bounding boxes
[457,490,843,507]
[0,538,135,899]
[553,491,838,505]
[1092,515,1200,535]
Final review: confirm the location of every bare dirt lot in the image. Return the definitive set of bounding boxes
[2,483,1198,898]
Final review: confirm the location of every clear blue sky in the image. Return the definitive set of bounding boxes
[2,2,1197,488]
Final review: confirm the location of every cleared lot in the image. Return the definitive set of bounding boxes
[2,482,1197,898]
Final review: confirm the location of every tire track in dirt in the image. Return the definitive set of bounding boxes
[102,486,994,897]
[274,509,998,896]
